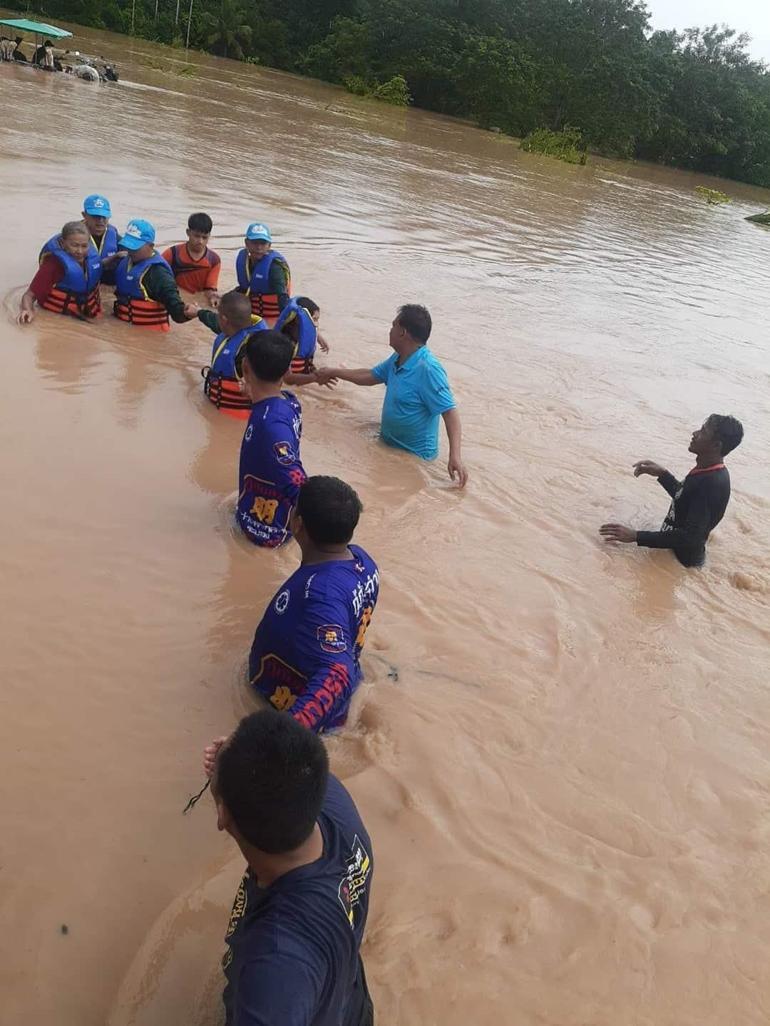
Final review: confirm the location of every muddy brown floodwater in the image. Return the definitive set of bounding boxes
[2,19,770,1026]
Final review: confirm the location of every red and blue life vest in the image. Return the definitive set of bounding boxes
[235,248,290,322]
[275,298,318,373]
[38,234,102,319]
[113,251,172,331]
[203,318,268,419]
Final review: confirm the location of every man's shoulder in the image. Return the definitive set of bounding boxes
[420,346,448,373]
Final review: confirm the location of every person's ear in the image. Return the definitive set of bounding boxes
[215,796,230,833]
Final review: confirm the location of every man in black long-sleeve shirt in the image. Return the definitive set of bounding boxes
[600,414,744,567]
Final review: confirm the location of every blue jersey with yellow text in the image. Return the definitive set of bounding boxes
[249,545,380,732]
[237,391,306,547]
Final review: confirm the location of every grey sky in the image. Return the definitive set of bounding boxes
[645,0,770,63]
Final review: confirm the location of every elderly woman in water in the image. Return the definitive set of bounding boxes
[19,220,103,324]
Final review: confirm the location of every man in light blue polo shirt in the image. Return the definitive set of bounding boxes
[317,305,468,486]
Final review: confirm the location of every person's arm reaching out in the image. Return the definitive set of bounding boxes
[315,368,380,386]
[197,308,221,333]
[601,461,705,550]
[633,460,680,498]
[635,492,711,551]
[18,255,62,324]
[442,407,468,488]
[144,264,198,323]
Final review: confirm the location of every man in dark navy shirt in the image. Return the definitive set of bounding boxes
[204,710,374,1026]
[600,413,744,567]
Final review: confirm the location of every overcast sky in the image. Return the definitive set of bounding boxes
[644,0,770,63]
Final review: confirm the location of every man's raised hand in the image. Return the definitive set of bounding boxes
[633,460,665,478]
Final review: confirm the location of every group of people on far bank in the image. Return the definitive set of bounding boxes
[18,195,744,1026]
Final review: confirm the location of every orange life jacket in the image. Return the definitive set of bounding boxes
[113,252,171,332]
[38,237,102,320]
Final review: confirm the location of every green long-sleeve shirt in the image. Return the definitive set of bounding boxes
[141,263,188,323]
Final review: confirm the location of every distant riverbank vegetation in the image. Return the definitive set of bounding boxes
[23,0,770,186]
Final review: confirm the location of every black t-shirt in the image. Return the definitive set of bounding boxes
[636,466,731,567]
[223,775,374,1026]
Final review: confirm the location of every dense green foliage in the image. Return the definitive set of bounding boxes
[25,0,770,185]
[343,72,411,104]
[521,126,587,164]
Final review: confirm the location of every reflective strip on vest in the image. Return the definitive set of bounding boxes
[42,285,102,319]
[114,296,170,331]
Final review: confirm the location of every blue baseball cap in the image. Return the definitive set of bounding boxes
[83,194,112,217]
[120,218,156,250]
[245,222,272,242]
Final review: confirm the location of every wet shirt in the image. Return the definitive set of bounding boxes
[249,546,380,732]
[161,243,221,294]
[237,392,306,547]
[636,465,731,567]
[223,775,374,1026]
[28,254,65,303]
[371,346,455,460]
[141,263,189,322]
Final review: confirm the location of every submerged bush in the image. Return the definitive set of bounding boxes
[695,186,730,205]
[343,74,411,106]
[521,126,587,165]
[343,75,370,96]
[372,75,411,106]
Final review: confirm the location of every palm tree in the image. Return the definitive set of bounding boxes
[200,0,252,59]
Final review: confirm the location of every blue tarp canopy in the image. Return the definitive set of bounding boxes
[0,17,73,38]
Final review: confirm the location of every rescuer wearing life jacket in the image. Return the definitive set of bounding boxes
[235,222,290,324]
[81,194,123,287]
[198,290,267,419]
[236,330,307,548]
[19,220,103,324]
[113,219,198,332]
[272,296,331,387]
[161,212,221,309]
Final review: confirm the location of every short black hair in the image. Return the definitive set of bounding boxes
[396,304,431,344]
[243,329,294,382]
[218,289,253,328]
[708,414,744,456]
[216,710,328,853]
[297,476,362,545]
[188,212,213,234]
[296,296,319,317]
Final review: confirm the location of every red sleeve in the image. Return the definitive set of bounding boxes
[29,255,63,304]
[160,247,174,264]
[204,250,221,290]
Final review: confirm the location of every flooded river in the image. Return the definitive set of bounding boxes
[2,20,770,1026]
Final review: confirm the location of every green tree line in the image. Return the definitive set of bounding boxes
[29,0,770,185]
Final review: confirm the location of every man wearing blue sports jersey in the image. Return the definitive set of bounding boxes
[237,330,307,547]
[248,476,380,733]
